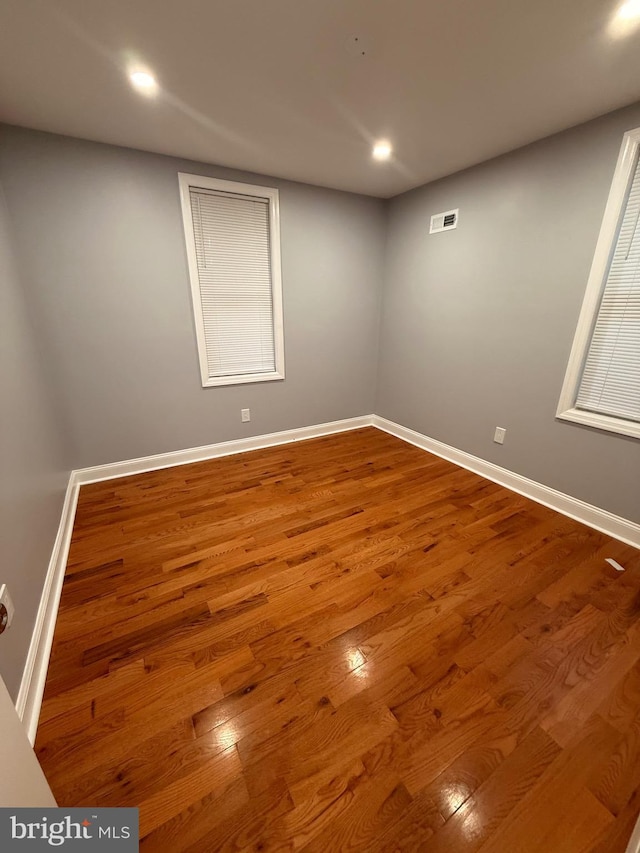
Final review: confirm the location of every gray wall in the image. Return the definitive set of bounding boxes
[0,188,69,700]
[377,102,640,522]
[0,126,386,469]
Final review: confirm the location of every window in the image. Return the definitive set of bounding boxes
[178,173,285,387]
[557,128,640,439]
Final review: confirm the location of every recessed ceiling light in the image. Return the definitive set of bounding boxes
[609,0,640,36]
[617,0,640,18]
[372,140,392,161]
[129,70,158,96]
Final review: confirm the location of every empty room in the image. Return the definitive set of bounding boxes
[2,0,640,850]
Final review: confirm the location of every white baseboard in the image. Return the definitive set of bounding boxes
[16,476,79,745]
[373,416,640,549]
[74,416,374,485]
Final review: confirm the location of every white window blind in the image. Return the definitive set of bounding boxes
[190,187,276,379]
[557,127,640,439]
[575,154,640,423]
[179,173,284,388]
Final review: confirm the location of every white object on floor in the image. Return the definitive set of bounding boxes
[0,675,56,805]
[606,557,626,572]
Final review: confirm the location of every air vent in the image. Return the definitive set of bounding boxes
[430,208,459,234]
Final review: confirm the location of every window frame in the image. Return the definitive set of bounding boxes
[178,172,285,388]
[557,127,640,440]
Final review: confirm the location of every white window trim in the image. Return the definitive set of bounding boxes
[178,172,285,388]
[557,128,640,440]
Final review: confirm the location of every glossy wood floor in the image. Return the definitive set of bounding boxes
[36,428,640,852]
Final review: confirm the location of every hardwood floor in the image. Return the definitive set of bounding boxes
[36,427,640,851]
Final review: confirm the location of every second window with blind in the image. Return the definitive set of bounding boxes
[178,173,285,387]
[557,127,640,439]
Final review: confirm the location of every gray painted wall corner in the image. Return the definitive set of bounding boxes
[0,186,69,699]
[377,100,640,522]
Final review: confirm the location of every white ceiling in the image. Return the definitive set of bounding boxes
[1,0,640,197]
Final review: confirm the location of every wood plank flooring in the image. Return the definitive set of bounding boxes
[36,427,640,851]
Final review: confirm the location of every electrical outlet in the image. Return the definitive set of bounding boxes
[0,584,15,633]
[241,408,251,423]
[494,426,506,445]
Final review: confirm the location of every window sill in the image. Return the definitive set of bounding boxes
[556,406,640,440]
[202,370,285,388]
